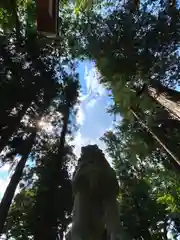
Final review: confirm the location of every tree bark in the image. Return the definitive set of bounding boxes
[130,107,180,171]
[144,82,180,121]
[0,133,36,235]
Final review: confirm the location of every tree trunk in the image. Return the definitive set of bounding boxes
[34,106,70,240]
[0,133,36,235]
[144,82,180,120]
[130,107,180,171]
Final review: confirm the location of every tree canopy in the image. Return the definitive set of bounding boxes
[0,0,180,239]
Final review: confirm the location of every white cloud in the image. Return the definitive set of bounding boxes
[72,62,116,167]
[75,63,107,129]
[76,105,85,126]
[72,131,91,158]
[86,98,96,108]
[79,91,88,102]
[72,130,113,167]
[0,173,21,201]
[0,174,10,200]
[0,164,10,173]
[84,64,105,97]
[0,162,22,200]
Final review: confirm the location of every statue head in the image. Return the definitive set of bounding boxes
[79,145,106,166]
[81,144,102,155]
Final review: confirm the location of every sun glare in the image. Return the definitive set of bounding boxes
[38,120,53,133]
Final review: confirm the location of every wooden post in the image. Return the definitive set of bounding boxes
[36,0,59,37]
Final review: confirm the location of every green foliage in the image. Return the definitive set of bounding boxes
[0,0,80,238]
[4,143,74,240]
[72,4,180,237]
[5,188,36,240]
[157,194,177,212]
[102,127,180,239]
[77,0,180,113]
[63,0,103,14]
[1,0,180,239]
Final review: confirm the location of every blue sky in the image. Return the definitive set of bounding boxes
[72,60,115,158]
[0,60,115,198]
[0,55,177,240]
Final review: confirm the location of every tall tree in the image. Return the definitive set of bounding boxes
[0,1,80,239]
[0,65,59,235]
[34,76,79,240]
[130,106,180,170]
[102,128,180,239]
[76,1,180,119]
[138,82,180,121]
[0,35,59,154]
[0,132,36,235]
[2,144,74,240]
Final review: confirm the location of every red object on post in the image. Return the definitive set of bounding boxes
[36,0,58,37]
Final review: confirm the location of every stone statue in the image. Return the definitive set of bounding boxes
[67,145,121,240]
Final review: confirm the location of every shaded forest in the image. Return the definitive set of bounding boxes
[0,0,180,239]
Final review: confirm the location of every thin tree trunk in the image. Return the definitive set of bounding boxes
[0,133,36,235]
[130,107,180,171]
[34,106,70,240]
[141,82,180,121]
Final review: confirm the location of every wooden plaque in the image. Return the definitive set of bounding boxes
[36,0,58,37]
